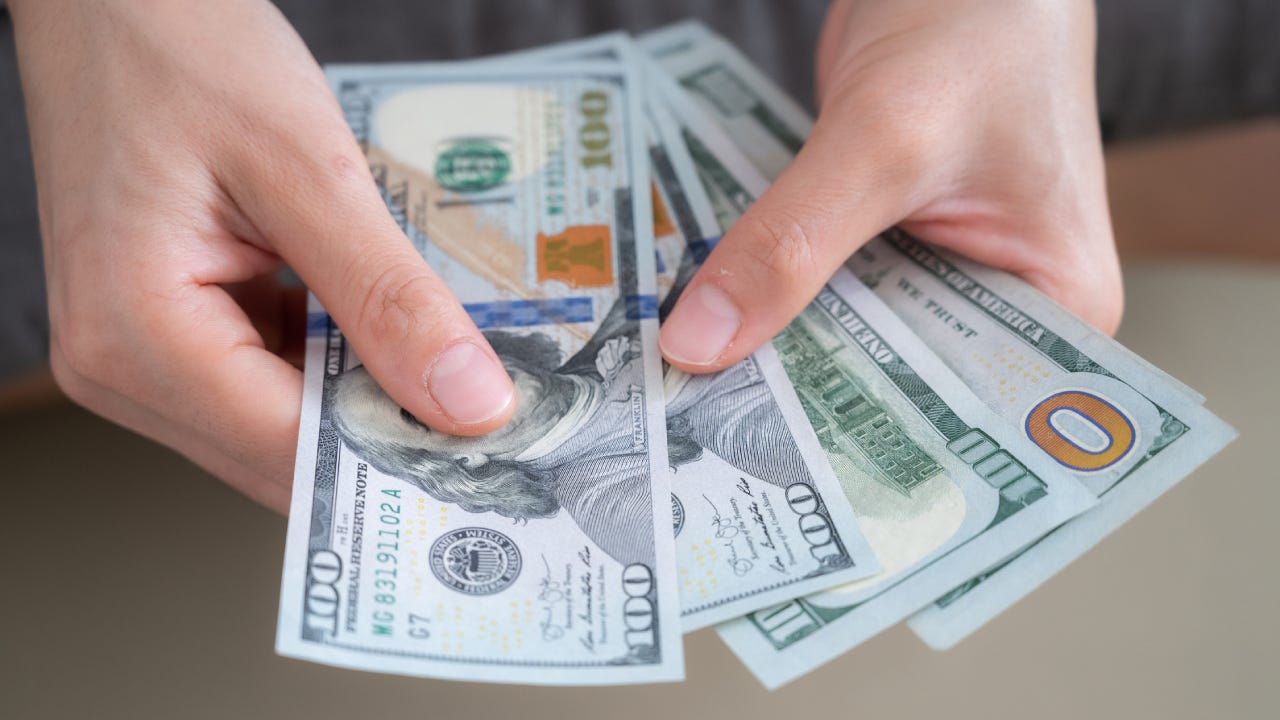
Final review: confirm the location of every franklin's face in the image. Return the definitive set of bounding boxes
[332,365,553,459]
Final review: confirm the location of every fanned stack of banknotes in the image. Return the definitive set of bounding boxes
[275,22,1236,688]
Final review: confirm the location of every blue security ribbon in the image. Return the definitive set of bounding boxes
[688,235,720,264]
[625,294,658,320]
[306,311,331,337]
[464,297,594,329]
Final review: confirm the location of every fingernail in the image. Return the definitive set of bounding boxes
[660,284,741,366]
[427,342,514,425]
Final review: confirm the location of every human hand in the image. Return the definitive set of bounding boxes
[12,0,516,512]
[659,0,1121,373]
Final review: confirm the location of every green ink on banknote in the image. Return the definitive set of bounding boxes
[434,139,511,193]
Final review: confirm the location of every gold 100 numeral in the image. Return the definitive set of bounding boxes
[579,90,613,169]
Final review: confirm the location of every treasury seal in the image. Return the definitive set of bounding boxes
[671,493,685,538]
[434,138,511,193]
[429,527,523,596]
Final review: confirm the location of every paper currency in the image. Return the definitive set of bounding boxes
[639,49,770,233]
[848,232,1236,649]
[641,21,811,181]
[645,97,882,630]
[642,28,1098,687]
[713,270,1096,688]
[276,61,684,685]
[271,22,1233,689]
[489,34,885,630]
[641,19,1234,666]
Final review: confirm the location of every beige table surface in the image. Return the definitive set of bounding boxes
[2,126,1277,720]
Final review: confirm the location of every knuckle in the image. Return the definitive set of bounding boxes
[44,239,153,402]
[737,208,820,282]
[50,319,109,390]
[230,110,367,206]
[820,79,938,190]
[264,100,363,176]
[865,113,932,188]
[48,340,99,408]
[355,260,455,345]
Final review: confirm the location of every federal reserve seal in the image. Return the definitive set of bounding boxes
[429,527,522,596]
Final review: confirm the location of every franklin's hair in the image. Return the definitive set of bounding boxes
[329,331,569,522]
[665,413,704,470]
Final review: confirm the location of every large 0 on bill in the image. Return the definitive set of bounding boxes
[276,61,683,685]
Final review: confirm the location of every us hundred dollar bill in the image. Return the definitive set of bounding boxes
[713,269,1096,688]
[638,49,770,236]
[642,20,1236,652]
[645,96,881,630]
[847,233,1236,649]
[641,35,1098,687]
[640,21,811,182]
[276,61,684,684]
[490,34,884,629]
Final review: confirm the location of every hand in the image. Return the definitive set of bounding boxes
[12,0,516,513]
[659,0,1122,373]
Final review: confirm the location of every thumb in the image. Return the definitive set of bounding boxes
[659,106,923,372]
[225,128,516,436]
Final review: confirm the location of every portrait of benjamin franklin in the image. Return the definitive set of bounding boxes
[663,358,818,489]
[657,250,817,489]
[330,298,655,566]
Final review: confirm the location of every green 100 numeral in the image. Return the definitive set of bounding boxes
[579,90,613,169]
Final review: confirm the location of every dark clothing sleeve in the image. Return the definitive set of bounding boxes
[1096,0,1280,142]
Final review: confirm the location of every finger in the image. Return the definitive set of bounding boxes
[659,101,925,372]
[50,338,292,514]
[224,274,288,354]
[278,284,308,369]
[177,436,293,514]
[224,275,308,368]
[1032,234,1124,336]
[45,217,301,514]
[157,283,305,480]
[220,117,516,436]
[901,212,1125,336]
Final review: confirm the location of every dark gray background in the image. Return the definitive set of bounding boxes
[1,0,1277,381]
